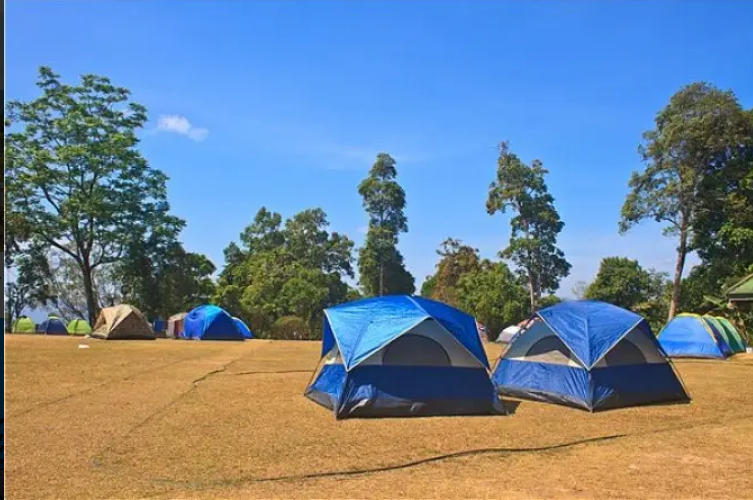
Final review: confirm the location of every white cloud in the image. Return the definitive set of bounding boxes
[357,225,369,234]
[157,114,209,142]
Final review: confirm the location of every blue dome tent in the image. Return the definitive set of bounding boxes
[492,301,690,411]
[184,305,245,341]
[232,317,254,339]
[36,316,68,335]
[658,314,733,359]
[305,295,505,419]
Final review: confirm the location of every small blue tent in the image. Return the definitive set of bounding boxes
[492,301,689,411]
[658,314,732,359]
[36,316,68,335]
[233,317,254,339]
[184,305,245,341]
[305,295,504,419]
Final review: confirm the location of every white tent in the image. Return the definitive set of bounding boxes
[496,325,521,343]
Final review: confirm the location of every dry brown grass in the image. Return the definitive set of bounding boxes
[5,335,753,499]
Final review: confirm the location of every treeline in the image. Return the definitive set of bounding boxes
[5,68,753,339]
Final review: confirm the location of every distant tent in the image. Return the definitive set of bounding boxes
[712,316,747,353]
[658,314,733,359]
[492,300,689,411]
[36,316,68,335]
[12,317,35,334]
[91,305,155,340]
[496,325,520,344]
[184,305,245,341]
[233,317,254,339]
[166,313,187,339]
[305,295,504,419]
[67,319,92,336]
[153,319,166,338]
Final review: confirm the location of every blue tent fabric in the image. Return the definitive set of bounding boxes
[184,305,245,341]
[307,295,501,418]
[537,300,643,368]
[492,300,690,411]
[36,317,68,335]
[233,317,254,339]
[658,315,731,359]
[322,295,488,370]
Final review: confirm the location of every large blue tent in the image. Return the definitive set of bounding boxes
[658,314,732,359]
[233,317,254,339]
[492,301,690,411]
[36,316,68,335]
[305,295,504,419]
[184,305,245,341]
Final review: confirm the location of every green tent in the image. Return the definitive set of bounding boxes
[714,317,747,352]
[12,316,35,334]
[67,318,92,336]
[703,316,742,354]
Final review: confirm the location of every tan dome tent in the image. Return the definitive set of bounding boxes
[92,305,155,340]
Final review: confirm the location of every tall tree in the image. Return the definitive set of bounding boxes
[486,142,570,312]
[357,153,415,296]
[421,238,482,307]
[620,83,752,320]
[5,67,182,323]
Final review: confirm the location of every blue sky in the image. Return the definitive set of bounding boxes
[6,0,753,297]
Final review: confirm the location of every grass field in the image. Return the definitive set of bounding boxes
[5,335,753,499]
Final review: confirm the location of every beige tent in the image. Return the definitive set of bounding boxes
[92,305,155,340]
[166,312,187,339]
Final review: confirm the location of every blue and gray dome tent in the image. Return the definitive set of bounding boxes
[492,300,690,411]
[305,295,505,419]
[233,317,254,339]
[658,314,733,359]
[184,305,245,341]
[36,316,68,335]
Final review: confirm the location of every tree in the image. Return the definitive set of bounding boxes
[456,260,529,340]
[487,142,571,312]
[357,153,415,296]
[4,244,54,329]
[620,83,752,320]
[46,248,122,320]
[214,207,355,338]
[421,238,482,307]
[116,224,215,320]
[5,67,182,323]
[585,256,671,331]
[538,295,562,309]
[571,281,589,299]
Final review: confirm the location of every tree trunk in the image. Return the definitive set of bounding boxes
[379,262,384,296]
[668,225,688,321]
[528,274,537,314]
[81,261,99,325]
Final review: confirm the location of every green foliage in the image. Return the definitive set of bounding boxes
[620,82,752,320]
[457,260,529,341]
[537,295,562,309]
[421,238,482,307]
[4,243,55,329]
[214,207,354,338]
[486,142,570,312]
[357,153,415,296]
[270,316,311,340]
[584,257,671,332]
[118,235,217,320]
[5,67,180,323]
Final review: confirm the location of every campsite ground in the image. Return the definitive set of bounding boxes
[5,336,753,499]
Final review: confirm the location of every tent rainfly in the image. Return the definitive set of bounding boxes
[92,305,155,340]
